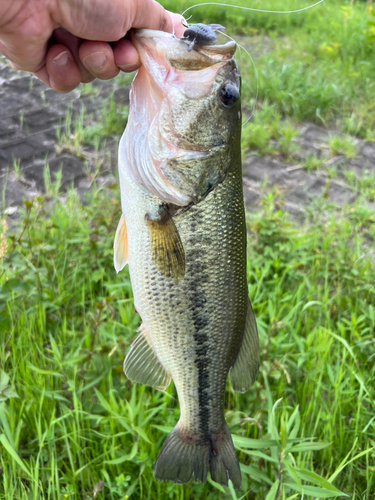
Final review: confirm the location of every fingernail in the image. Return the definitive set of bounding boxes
[118,63,139,73]
[53,51,70,67]
[83,52,107,70]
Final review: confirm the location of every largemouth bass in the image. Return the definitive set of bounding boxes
[114,27,259,489]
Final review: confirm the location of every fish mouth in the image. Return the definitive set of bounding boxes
[131,29,236,70]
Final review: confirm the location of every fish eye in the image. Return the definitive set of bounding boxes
[219,83,239,108]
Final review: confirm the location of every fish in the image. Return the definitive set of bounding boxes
[114,26,260,489]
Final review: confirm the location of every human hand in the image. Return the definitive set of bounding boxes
[0,0,184,92]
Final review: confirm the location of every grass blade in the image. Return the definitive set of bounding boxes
[265,479,279,500]
[0,433,31,478]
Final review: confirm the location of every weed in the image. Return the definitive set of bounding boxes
[366,5,375,42]
[326,165,338,179]
[344,170,375,201]
[42,163,63,198]
[329,135,357,158]
[242,103,298,160]
[277,122,298,160]
[242,121,274,156]
[78,81,102,97]
[0,219,7,261]
[56,107,85,157]
[56,93,128,157]
[242,102,280,155]
[11,158,21,178]
[342,112,366,137]
[84,92,129,143]
[304,152,324,172]
[0,370,18,402]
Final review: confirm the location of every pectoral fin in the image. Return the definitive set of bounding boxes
[124,325,171,390]
[114,214,128,273]
[145,206,185,280]
[229,299,260,393]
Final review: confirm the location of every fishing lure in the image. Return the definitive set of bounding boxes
[180,22,226,51]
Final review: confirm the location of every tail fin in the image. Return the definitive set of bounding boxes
[153,423,241,489]
[209,425,241,489]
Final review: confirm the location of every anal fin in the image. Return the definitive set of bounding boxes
[145,206,185,280]
[114,214,128,273]
[124,325,171,390]
[229,299,260,393]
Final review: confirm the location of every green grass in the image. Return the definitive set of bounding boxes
[241,102,299,159]
[344,170,375,202]
[328,135,358,159]
[1,1,375,498]
[303,152,324,172]
[0,182,374,499]
[56,89,130,156]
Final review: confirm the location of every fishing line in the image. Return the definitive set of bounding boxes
[182,0,325,17]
